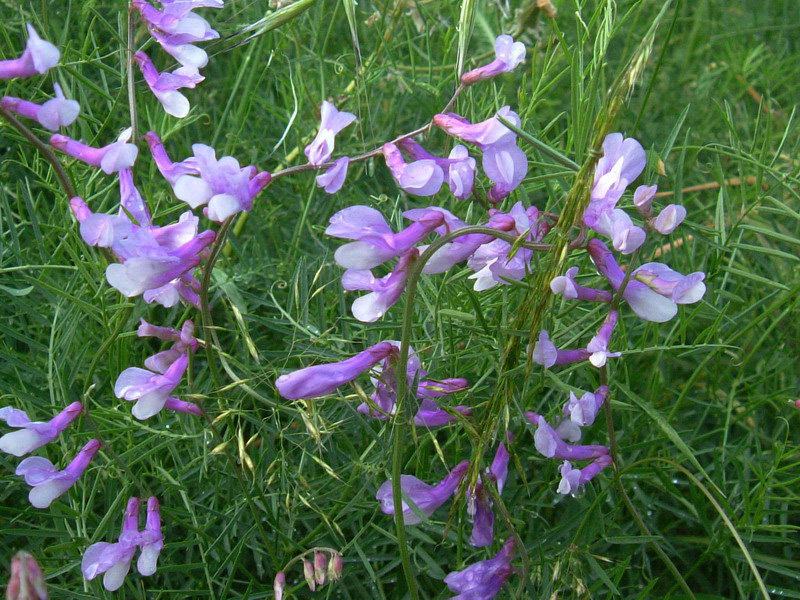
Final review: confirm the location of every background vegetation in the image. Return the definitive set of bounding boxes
[1,0,798,598]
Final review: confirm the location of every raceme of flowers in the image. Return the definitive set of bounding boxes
[0,17,709,600]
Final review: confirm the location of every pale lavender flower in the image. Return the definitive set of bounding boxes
[273,572,286,600]
[139,319,199,374]
[653,204,686,234]
[562,386,608,428]
[6,551,48,600]
[135,51,204,118]
[303,559,316,591]
[119,169,152,227]
[114,353,189,419]
[461,34,526,86]
[0,401,82,457]
[586,309,621,368]
[304,101,356,166]
[0,24,59,79]
[316,157,350,193]
[325,205,444,269]
[525,413,608,460]
[342,248,417,322]
[51,128,138,174]
[1,83,80,131]
[633,184,657,218]
[133,0,219,44]
[468,441,510,547]
[584,133,646,228]
[434,106,519,148]
[588,239,705,322]
[145,131,199,184]
[557,455,612,495]
[137,497,164,577]
[376,460,469,525]
[550,267,612,302]
[16,438,100,509]
[313,552,327,586]
[482,142,528,203]
[149,27,208,69]
[444,537,515,600]
[82,497,141,591]
[531,330,590,368]
[398,139,477,199]
[275,341,397,400]
[382,142,444,197]
[589,207,646,255]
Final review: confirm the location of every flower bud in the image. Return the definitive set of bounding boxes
[6,551,47,600]
[302,558,316,592]
[328,552,343,582]
[273,571,285,600]
[313,552,328,586]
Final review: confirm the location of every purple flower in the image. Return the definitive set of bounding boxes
[562,386,608,428]
[525,413,608,460]
[382,142,444,197]
[557,455,612,495]
[586,309,621,368]
[444,537,515,600]
[119,169,152,227]
[304,101,356,166]
[461,34,526,86]
[0,401,82,457]
[138,497,164,577]
[653,204,686,234]
[51,128,138,174]
[588,239,704,322]
[149,27,209,69]
[134,0,220,44]
[1,83,80,131]
[16,438,100,508]
[482,142,528,203]
[275,341,397,400]
[316,156,350,193]
[135,51,204,118]
[468,442,510,547]
[274,572,286,600]
[398,139,477,199]
[531,330,590,368]
[114,353,189,420]
[325,205,444,269]
[584,133,646,225]
[7,551,48,600]
[633,184,657,217]
[434,106,520,150]
[139,318,199,374]
[0,24,59,79]
[342,248,417,322]
[376,460,469,525]
[550,267,612,302]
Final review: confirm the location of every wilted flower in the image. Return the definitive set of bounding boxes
[461,34,526,86]
[273,571,286,600]
[302,559,316,592]
[6,551,48,600]
[304,101,356,166]
[328,552,343,582]
[1,83,80,131]
[135,51,204,118]
[51,128,138,174]
[314,552,328,586]
[0,401,82,457]
[16,438,100,508]
[376,460,469,525]
[0,24,59,80]
[443,537,515,600]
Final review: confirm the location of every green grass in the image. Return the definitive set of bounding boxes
[1,0,799,598]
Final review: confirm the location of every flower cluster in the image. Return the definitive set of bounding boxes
[273,548,343,599]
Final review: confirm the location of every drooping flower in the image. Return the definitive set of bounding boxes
[51,128,139,174]
[443,537,516,600]
[114,353,190,420]
[316,157,350,193]
[325,205,444,270]
[0,24,59,80]
[1,83,80,131]
[133,0,220,45]
[376,460,469,525]
[550,267,612,302]
[275,341,397,400]
[0,401,82,457]
[273,572,286,600]
[467,441,510,547]
[433,106,520,149]
[482,142,528,203]
[304,101,356,166]
[137,497,164,577]
[461,34,526,86]
[134,51,204,118]
[653,204,686,234]
[382,142,444,197]
[303,559,316,592]
[397,139,477,199]
[531,330,590,368]
[138,318,199,374]
[313,552,328,586]
[525,413,608,460]
[588,239,705,322]
[557,455,612,495]
[342,248,417,322]
[16,438,100,508]
[586,309,622,368]
[6,551,48,600]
